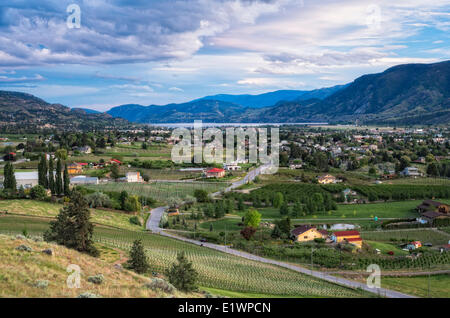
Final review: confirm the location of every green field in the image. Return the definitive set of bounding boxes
[361,229,450,246]
[0,200,142,231]
[381,275,450,298]
[0,214,369,298]
[84,181,229,202]
[242,200,425,220]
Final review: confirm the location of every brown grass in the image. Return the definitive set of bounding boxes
[0,234,195,298]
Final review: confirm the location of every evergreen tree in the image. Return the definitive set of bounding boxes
[44,190,99,257]
[166,252,198,292]
[271,224,282,238]
[55,159,63,195]
[63,163,70,196]
[280,201,289,216]
[119,190,128,210]
[3,162,16,191]
[38,154,48,189]
[127,239,149,274]
[48,157,55,195]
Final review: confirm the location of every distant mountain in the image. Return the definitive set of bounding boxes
[0,91,129,130]
[72,108,102,114]
[197,85,345,108]
[107,100,246,123]
[261,60,450,124]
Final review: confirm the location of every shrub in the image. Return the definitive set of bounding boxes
[30,185,47,200]
[88,274,104,285]
[144,278,176,293]
[129,216,142,226]
[34,280,49,289]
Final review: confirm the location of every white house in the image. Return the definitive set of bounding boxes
[401,167,422,177]
[14,172,39,189]
[125,171,143,183]
[224,163,241,171]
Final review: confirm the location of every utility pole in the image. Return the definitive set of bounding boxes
[311,247,315,275]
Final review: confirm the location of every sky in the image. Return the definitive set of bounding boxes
[0,0,448,111]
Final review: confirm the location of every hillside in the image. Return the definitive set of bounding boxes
[0,234,194,298]
[264,60,450,124]
[108,99,246,123]
[0,91,129,130]
[197,85,345,108]
[106,61,449,125]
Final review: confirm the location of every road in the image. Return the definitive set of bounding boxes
[145,163,415,298]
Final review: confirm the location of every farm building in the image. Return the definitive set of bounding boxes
[224,163,241,171]
[331,230,363,248]
[67,163,83,175]
[417,200,450,214]
[317,174,337,184]
[291,225,328,242]
[123,171,143,183]
[205,168,225,178]
[13,172,39,189]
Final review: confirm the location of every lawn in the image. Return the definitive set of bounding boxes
[0,200,142,231]
[199,218,242,232]
[365,241,409,256]
[381,274,450,298]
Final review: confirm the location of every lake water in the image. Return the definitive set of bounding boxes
[149,122,328,128]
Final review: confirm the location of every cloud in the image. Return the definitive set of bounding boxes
[169,87,184,92]
[237,77,305,88]
[0,0,290,67]
[0,73,44,83]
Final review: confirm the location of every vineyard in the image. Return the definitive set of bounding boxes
[84,181,229,202]
[361,228,450,245]
[247,183,343,202]
[0,216,367,297]
[351,185,450,201]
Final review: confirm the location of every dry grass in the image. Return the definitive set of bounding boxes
[0,234,194,298]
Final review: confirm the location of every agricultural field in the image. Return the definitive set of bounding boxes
[84,181,229,203]
[0,200,143,231]
[0,215,370,298]
[380,275,450,298]
[361,229,450,246]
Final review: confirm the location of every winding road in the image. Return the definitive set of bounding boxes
[145,165,415,298]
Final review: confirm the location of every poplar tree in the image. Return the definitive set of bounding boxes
[63,164,70,196]
[3,162,16,191]
[38,154,48,189]
[55,159,63,196]
[48,157,55,195]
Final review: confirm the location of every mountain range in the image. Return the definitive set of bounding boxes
[0,60,449,128]
[106,60,449,125]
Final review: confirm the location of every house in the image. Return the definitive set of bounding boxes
[67,163,83,175]
[331,230,363,248]
[205,168,225,178]
[224,163,241,171]
[125,171,143,183]
[291,225,328,242]
[14,172,39,189]
[79,146,92,154]
[289,164,303,170]
[420,211,449,224]
[317,174,336,184]
[400,167,422,177]
[406,241,422,250]
[417,200,450,214]
[110,159,122,165]
[70,175,99,185]
[167,208,180,216]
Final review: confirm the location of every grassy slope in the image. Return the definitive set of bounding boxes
[0,200,141,231]
[0,234,192,298]
[0,215,370,298]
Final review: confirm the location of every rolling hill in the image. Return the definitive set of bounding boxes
[0,91,129,130]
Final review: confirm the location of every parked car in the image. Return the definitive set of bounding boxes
[424,243,433,247]
[387,251,394,255]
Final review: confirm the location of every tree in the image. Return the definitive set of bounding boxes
[314,152,329,172]
[237,197,245,210]
[127,239,149,274]
[55,159,63,195]
[194,189,208,203]
[3,162,16,191]
[48,157,55,195]
[368,166,377,175]
[166,251,198,292]
[110,164,120,180]
[271,224,282,239]
[240,226,257,240]
[30,185,47,200]
[38,154,48,189]
[276,217,291,237]
[124,195,142,212]
[119,190,128,210]
[273,192,284,208]
[427,162,440,177]
[279,201,289,216]
[63,163,70,196]
[55,148,68,160]
[44,190,99,257]
[243,208,261,228]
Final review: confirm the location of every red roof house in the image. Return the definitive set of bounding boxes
[205,168,225,178]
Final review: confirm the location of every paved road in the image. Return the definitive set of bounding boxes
[146,205,414,298]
